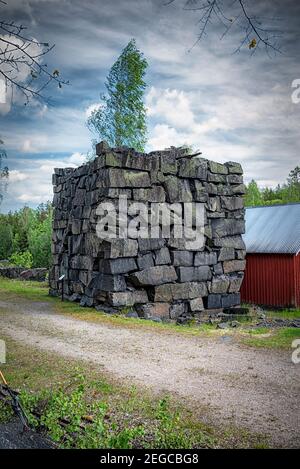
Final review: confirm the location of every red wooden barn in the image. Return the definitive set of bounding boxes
[241,203,300,308]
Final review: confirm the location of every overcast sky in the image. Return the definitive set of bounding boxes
[1,0,300,212]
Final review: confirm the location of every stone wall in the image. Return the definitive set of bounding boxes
[0,267,48,281]
[50,142,246,322]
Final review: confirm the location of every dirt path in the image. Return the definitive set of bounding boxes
[0,298,299,448]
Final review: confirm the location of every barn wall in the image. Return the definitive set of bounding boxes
[241,253,296,308]
[294,254,300,308]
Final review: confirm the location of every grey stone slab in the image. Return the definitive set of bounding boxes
[212,219,245,238]
[223,260,246,273]
[100,258,137,274]
[171,250,194,266]
[108,290,148,306]
[194,251,217,266]
[177,266,212,282]
[130,265,177,286]
[154,282,207,302]
[178,158,207,180]
[154,247,171,265]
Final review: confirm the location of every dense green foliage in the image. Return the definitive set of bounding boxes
[0,203,52,268]
[87,39,148,152]
[244,166,300,207]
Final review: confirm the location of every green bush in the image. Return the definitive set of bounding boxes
[9,250,33,268]
[28,216,52,268]
[0,224,13,258]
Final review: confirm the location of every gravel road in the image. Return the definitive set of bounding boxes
[0,298,299,448]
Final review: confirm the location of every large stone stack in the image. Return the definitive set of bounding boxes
[50,142,246,322]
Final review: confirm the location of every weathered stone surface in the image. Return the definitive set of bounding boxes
[80,295,94,307]
[90,273,126,292]
[212,219,245,238]
[171,250,194,266]
[170,302,186,319]
[99,187,132,198]
[227,174,243,184]
[220,196,244,211]
[100,258,137,274]
[164,176,193,203]
[103,168,151,188]
[154,247,171,265]
[50,143,245,317]
[208,173,227,183]
[178,158,207,180]
[223,260,246,273]
[189,297,204,312]
[95,304,119,314]
[213,236,246,249]
[206,197,221,212]
[208,161,228,175]
[0,267,48,281]
[177,266,212,282]
[236,249,246,260]
[73,189,86,206]
[194,252,217,266]
[137,253,154,270]
[229,275,244,293]
[160,151,177,174]
[124,152,154,171]
[193,181,208,202]
[155,282,207,302]
[205,294,222,309]
[108,290,148,306]
[85,233,102,257]
[132,186,166,202]
[137,302,170,319]
[218,247,235,262]
[103,239,138,259]
[221,293,240,308]
[95,140,110,154]
[168,236,205,251]
[231,184,246,195]
[138,238,165,252]
[209,277,230,294]
[70,255,93,270]
[225,161,243,174]
[213,262,223,275]
[130,265,177,286]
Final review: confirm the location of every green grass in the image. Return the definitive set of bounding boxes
[242,327,300,349]
[267,309,300,320]
[0,334,268,448]
[0,277,218,338]
[1,277,299,352]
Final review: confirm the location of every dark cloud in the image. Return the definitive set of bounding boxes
[1,0,300,211]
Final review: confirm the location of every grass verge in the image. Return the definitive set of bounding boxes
[0,335,268,448]
[241,327,300,349]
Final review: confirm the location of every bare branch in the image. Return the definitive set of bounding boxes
[0,3,69,106]
[165,0,283,55]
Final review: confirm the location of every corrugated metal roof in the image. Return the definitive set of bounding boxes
[244,203,300,255]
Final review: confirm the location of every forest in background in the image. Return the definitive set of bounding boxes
[0,166,299,269]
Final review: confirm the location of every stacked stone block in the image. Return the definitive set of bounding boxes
[50,142,246,322]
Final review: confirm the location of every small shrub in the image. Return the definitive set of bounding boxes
[9,251,33,268]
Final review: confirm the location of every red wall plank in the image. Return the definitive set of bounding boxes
[241,254,296,308]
